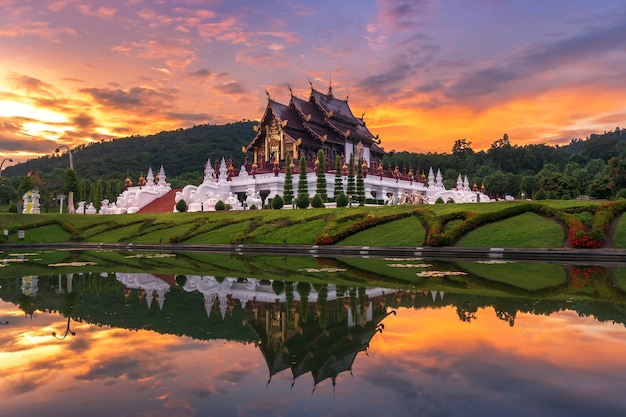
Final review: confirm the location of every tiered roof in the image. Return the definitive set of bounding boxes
[246,84,384,155]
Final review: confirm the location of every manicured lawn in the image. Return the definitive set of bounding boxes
[0,200,623,250]
[5,224,71,243]
[613,214,626,248]
[456,212,565,248]
[337,215,426,246]
[252,217,329,244]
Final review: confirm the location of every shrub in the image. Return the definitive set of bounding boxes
[561,194,571,200]
[336,192,348,208]
[215,200,226,210]
[8,204,17,213]
[547,190,558,200]
[534,189,547,200]
[296,193,310,209]
[175,199,187,212]
[616,188,626,200]
[249,204,257,210]
[311,194,324,208]
[272,194,284,209]
[435,197,445,204]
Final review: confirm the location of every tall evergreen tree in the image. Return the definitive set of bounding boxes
[356,159,365,205]
[105,180,113,201]
[316,149,328,202]
[79,179,87,202]
[334,155,343,199]
[94,179,104,210]
[296,154,310,208]
[346,153,355,201]
[89,182,96,205]
[283,153,294,205]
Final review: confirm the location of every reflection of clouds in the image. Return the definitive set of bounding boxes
[3,298,626,416]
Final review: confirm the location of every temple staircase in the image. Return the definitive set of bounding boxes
[138,189,180,213]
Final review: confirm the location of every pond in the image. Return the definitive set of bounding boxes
[1,251,626,417]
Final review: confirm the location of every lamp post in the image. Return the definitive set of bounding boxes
[55,145,73,170]
[51,316,75,340]
[0,158,12,178]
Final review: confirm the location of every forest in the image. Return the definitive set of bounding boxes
[1,121,625,211]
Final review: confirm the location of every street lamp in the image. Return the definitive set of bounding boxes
[55,145,73,170]
[0,158,12,178]
[51,316,75,340]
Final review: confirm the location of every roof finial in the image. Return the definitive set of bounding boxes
[308,78,313,90]
[327,72,333,97]
[288,83,293,97]
[265,88,271,101]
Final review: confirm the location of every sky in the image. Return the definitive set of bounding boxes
[1,0,626,166]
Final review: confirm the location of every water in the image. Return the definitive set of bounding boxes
[1,251,625,417]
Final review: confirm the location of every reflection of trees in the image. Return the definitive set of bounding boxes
[495,309,517,327]
[456,302,478,323]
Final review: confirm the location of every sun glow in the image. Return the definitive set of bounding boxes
[0,99,67,124]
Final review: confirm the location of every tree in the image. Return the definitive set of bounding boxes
[356,159,365,205]
[539,172,580,199]
[316,149,328,202]
[334,155,343,199]
[296,154,309,209]
[0,181,16,204]
[608,155,626,192]
[451,138,474,156]
[79,179,87,202]
[63,168,79,214]
[283,153,293,205]
[346,153,355,199]
[94,179,104,210]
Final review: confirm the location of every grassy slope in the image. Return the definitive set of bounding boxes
[0,200,622,248]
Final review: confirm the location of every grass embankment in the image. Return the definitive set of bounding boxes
[0,200,625,249]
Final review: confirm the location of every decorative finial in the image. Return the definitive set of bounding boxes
[265,88,270,101]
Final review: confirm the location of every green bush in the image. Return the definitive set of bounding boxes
[175,199,187,212]
[616,188,626,200]
[547,190,558,200]
[561,194,571,200]
[534,189,547,200]
[336,192,348,208]
[296,193,310,209]
[249,204,257,210]
[8,204,17,213]
[435,197,445,204]
[215,200,226,210]
[311,194,324,208]
[272,194,284,209]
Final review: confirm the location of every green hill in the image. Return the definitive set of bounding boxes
[3,121,257,181]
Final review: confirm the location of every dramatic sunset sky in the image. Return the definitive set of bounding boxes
[1,0,626,165]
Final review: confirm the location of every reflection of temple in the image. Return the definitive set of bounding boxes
[115,272,397,387]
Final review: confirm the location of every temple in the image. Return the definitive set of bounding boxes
[245,82,385,171]
[64,82,490,214]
